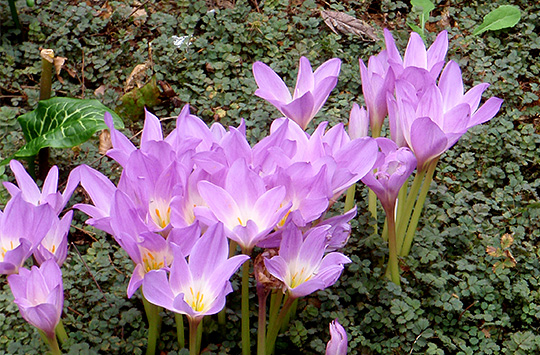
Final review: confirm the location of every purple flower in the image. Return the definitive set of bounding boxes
[359,50,395,136]
[196,159,290,253]
[4,160,78,215]
[142,223,249,322]
[0,194,55,275]
[384,29,448,81]
[33,211,73,266]
[348,103,369,139]
[253,57,341,129]
[7,259,64,339]
[264,224,351,299]
[108,189,201,298]
[361,138,417,212]
[391,62,503,170]
[326,319,348,355]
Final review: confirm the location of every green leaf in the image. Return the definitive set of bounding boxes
[473,5,521,36]
[14,97,124,158]
[411,0,435,17]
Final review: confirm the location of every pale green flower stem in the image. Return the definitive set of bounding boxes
[368,189,378,236]
[265,296,295,355]
[385,205,400,286]
[344,184,356,213]
[267,290,283,333]
[38,329,61,355]
[396,169,426,253]
[175,313,185,349]
[400,158,438,257]
[188,317,202,355]
[257,289,269,355]
[279,298,297,333]
[55,320,68,344]
[241,255,252,355]
[142,292,162,355]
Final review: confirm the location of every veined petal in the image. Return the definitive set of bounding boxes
[142,269,176,310]
[463,83,490,112]
[41,166,59,197]
[289,278,327,299]
[253,61,292,103]
[141,109,164,146]
[439,61,464,111]
[427,30,448,73]
[280,92,316,130]
[410,117,448,170]
[293,56,315,98]
[311,75,339,119]
[188,223,228,281]
[404,32,427,69]
[469,97,504,127]
[9,160,41,204]
[264,256,289,283]
[197,181,241,229]
[19,303,60,338]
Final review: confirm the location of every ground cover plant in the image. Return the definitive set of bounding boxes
[1,0,540,354]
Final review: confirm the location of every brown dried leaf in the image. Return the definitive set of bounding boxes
[53,56,67,75]
[481,328,491,338]
[99,129,112,155]
[320,10,378,42]
[40,49,54,63]
[501,233,514,249]
[486,246,502,257]
[503,249,517,267]
[125,62,151,92]
[94,84,107,97]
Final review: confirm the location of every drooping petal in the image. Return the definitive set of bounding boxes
[409,117,448,170]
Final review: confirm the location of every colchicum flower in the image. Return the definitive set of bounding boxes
[361,138,417,212]
[7,259,64,339]
[0,194,55,275]
[264,224,351,299]
[4,160,78,215]
[142,223,249,322]
[253,56,341,129]
[326,319,348,355]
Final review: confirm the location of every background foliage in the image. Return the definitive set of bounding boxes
[0,0,539,354]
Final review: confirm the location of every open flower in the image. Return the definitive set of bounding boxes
[7,259,64,339]
[142,223,249,322]
[196,159,290,253]
[361,138,417,212]
[264,224,351,299]
[4,160,78,215]
[0,194,55,275]
[253,56,341,129]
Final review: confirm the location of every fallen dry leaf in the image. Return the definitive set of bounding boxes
[53,56,67,75]
[320,10,378,42]
[125,62,151,92]
[99,129,112,155]
[94,84,107,97]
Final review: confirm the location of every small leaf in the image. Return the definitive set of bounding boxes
[411,0,435,17]
[13,98,124,159]
[500,233,514,249]
[473,5,521,36]
[503,250,517,267]
[486,246,503,257]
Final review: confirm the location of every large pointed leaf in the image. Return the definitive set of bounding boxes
[15,97,124,158]
[473,5,521,36]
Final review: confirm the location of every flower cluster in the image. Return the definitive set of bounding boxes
[0,27,503,355]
